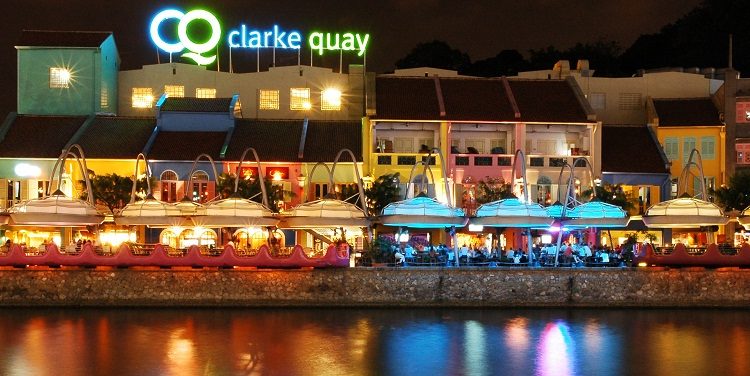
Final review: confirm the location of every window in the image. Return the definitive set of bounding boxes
[321,89,342,111]
[618,93,642,110]
[683,137,696,163]
[465,139,485,154]
[196,88,216,98]
[37,181,50,199]
[589,93,606,109]
[664,137,679,162]
[393,138,413,153]
[737,143,750,164]
[259,90,280,110]
[736,102,750,124]
[700,136,716,160]
[7,180,21,205]
[191,170,210,203]
[290,88,311,110]
[132,88,154,108]
[49,67,71,88]
[164,85,184,98]
[100,84,108,109]
[160,170,178,203]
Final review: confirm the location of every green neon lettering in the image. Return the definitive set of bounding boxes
[356,34,369,56]
[309,32,324,55]
[326,33,340,50]
[341,33,355,51]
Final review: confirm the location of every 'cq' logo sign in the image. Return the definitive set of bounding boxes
[150,9,221,66]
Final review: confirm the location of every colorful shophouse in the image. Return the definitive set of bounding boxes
[366,72,600,249]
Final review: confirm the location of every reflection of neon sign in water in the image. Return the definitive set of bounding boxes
[537,322,575,376]
[150,9,222,66]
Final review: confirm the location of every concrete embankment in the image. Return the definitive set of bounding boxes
[1,267,749,307]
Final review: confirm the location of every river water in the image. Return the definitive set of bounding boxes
[0,308,747,376]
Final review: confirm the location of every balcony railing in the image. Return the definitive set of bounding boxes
[527,154,591,168]
[373,153,440,167]
[452,153,513,167]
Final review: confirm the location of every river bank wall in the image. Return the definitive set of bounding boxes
[1,267,749,308]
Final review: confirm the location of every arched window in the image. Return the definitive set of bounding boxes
[191,170,211,202]
[160,170,179,202]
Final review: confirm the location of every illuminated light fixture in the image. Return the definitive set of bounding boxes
[637,262,648,267]
[398,231,409,243]
[14,163,41,178]
[468,224,484,232]
[739,205,750,230]
[272,171,283,181]
[321,89,342,110]
[564,199,629,228]
[380,195,467,228]
[302,101,312,110]
[472,197,553,228]
[642,195,728,229]
[281,199,368,229]
[50,67,72,88]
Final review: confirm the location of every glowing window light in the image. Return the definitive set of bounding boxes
[14,163,41,178]
[164,85,185,98]
[321,89,342,111]
[49,67,71,88]
[259,89,280,110]
[290,88,311,110]
[195,88,216,98]
[132,87,154,108]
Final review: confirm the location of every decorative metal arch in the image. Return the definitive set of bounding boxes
[234,147,270,208]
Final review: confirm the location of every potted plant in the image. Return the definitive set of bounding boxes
[361,236,396,267]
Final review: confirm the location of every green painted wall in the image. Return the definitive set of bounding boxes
[17,35,119,116]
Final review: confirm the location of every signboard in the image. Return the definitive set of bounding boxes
[150,8,370,65]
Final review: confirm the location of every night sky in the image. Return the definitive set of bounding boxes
[1,0,703,114]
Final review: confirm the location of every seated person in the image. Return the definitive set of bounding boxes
[513,254,521,264]
[394,251,405,264]
[600,251,610,263]
[505,249,515,261]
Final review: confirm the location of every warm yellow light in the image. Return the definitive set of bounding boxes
[638,262,648,267]
[322,88,342,110]
[272,171,283,181]
[302,101,312,110]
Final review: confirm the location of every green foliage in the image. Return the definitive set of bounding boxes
[475,177,514,204]
[365,173,401,216]
[395,40,471,72]
[215,172,295,212]
[361,236,396,265]
[81,173,149,214]
[584,184,636,212]
[710,171,750,212]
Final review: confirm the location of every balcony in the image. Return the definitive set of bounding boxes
[452,153,513,168]
[527,154,591,169]
[373,153,441,168]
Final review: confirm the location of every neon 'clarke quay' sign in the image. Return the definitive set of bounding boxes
[150,8,370,66]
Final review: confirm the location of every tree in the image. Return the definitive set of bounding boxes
[82,173,149,214]
[215,172,295,212]
[465,50,528,77]
[365,173,401,216]
[710,171,750,212]
[395,40,471,72]
[475,177,514,204]
[585,184,636,212]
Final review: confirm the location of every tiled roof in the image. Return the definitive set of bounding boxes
[225,119,303,162]
[148,131,227,161]
[653,98,721,126]
[0,116,86,158]
[17,30,111,48]
[507,80,589,123]
[375,77,441,120]
[601,125,669,174]
[224,119,362,162]
[301,121,362,162]
[75,117,156,159]
[159,97,234,113]
[440,78,516,121]
[374,76,590,123]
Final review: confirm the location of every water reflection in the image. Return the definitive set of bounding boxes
[0,308,748,375]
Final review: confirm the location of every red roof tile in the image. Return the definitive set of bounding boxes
[439,78,516,121]
[0,116,86,158]
[507,80,589,123]
[375,77,441,120]
[76,117,156,159]
[653,98,721,126]
[601,125,669,174]
[148,131,227,161]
